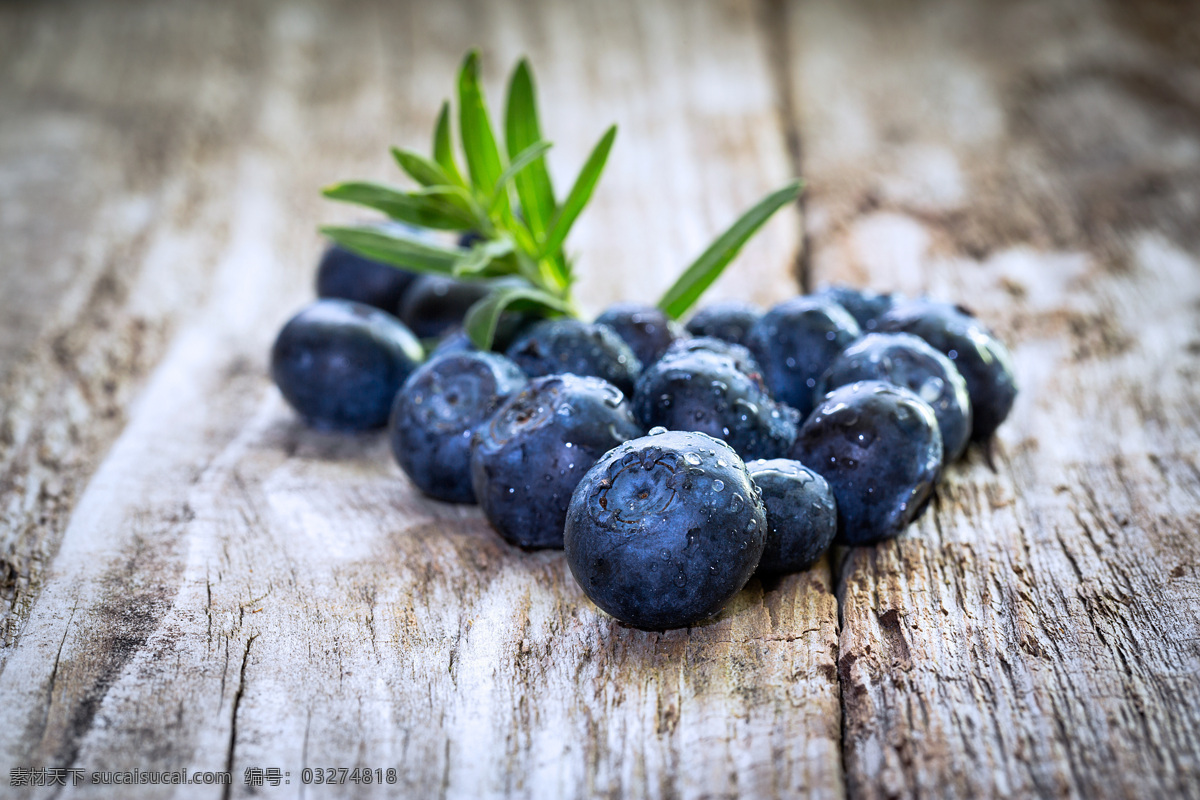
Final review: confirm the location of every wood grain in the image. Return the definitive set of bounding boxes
[785,0,1200,797]
[0,1,840,798]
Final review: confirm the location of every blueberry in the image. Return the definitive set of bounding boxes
[470,374,643,549]
[595,303,686,367]
[564,429,767,630]
[505,318,642,397]
[316,244,418,313]
[632,345,797,461]
[399,275,490,339]
[819,332,972,462]
[813,285,901,332]
[660,336,765,381]
[429,328,476,358]
[878,299,1017,440]
[389,351,527,503]
[271,299,424,431]
[747,297,862,417]
[791,381,942,546]
[684,301,762,347]
[746,459,837,575]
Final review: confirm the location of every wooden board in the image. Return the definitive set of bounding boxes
[1,0,1198,797]
[786,0,1200,797]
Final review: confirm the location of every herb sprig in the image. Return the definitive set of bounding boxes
[322,50,801,349]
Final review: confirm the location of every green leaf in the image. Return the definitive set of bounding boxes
[540,125,616,259]
[458,51,506,209]
[505,59,557,237]
[321,225,463,275]
[657,180,804,319]
[391,147,452,187]
[323,181,474,230]
[464,284,573,350]
[487,140,552,212]
[414,184,489,226]
[453,238,514,277]
[433,101,466,187]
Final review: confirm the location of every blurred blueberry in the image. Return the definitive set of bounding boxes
[271,299,424,431]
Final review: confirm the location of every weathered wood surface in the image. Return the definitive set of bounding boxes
[0,0,1197,798]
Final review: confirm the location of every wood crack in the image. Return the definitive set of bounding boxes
[222,633,256,800]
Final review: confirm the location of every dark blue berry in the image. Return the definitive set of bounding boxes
[819,332,972,462]
[429,328,476,358]
[746,459,838,574]
[879,299,1017,440]
[791,381,942,546]
[661,337,765,380]
[595,303,686,368]
[389,352,527,503]
[747,297,862,417]
[814,285,901,332]
[470,374,643,549]
[316,244,417,314]
[270,299,424,431]
[684,301,762,347]
[505,318,642,397]
[399,275,490,339]
[564,429,767,630]
[632,345,797,461]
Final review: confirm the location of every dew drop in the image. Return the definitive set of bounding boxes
[712,479,725,492]
[919,376,945,404]
[649,426,668,436]
[684,453,701,466]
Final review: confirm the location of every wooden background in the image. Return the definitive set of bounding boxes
[2,0,1199,797]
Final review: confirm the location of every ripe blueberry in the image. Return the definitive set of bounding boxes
[684,301,762,347]
[389,351,527,503]
[819,332,972,462]
[791,381,942,546]
[746,459,838,575]
[595,303,686,368]
[270,299,424,431]
[505,318,642,398]
[470,374,643,549]
[316,244,417,314]
[632,344,797,461]
[747,297,862,417]
[879,299,1018,440]
[399,275,490,339]
[813,285,901,332]
[564,429,767,630]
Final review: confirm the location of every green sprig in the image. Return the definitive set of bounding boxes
[322,50,802,350]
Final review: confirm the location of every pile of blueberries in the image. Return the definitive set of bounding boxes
[271,244,1017,630]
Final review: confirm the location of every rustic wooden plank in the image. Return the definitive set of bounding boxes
[0,1,277,651]
[0,1,840,798]
[784,0,1200,797]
